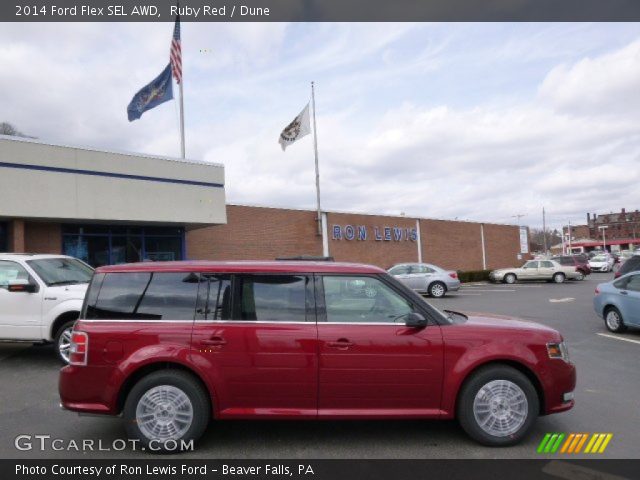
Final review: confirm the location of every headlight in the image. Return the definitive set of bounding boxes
[547,342,570,362]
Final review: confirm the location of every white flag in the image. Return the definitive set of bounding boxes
[279,103,311,151]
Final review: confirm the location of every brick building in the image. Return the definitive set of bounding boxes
[560,208,640,253]
[1,136,525,271]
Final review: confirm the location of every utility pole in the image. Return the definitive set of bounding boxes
[542,207,548,255]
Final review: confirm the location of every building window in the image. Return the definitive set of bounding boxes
[62,225,185,267]
[0,222,7,252]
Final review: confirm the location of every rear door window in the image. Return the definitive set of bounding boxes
[195,274,232,320]
[236,275,308,322]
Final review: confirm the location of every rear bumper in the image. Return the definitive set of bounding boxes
[59,365,120,415]
[446,280,461,291]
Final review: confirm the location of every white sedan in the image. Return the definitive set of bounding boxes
[490,260,581,284]
[589,254,615,273]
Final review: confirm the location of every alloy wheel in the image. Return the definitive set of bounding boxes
[136,385,194,442]
[473,380,528,437]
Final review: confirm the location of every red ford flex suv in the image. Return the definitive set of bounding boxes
[59,261,575,451]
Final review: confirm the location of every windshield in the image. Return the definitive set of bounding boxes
[591,255,607,262]
[26,258,94,286]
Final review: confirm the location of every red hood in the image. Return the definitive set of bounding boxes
[458,311,560,336]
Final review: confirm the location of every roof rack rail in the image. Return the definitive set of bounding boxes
[275,255,335,262]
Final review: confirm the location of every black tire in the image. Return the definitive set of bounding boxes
[457,365,539,446]
[604,306,626,333]
[124,370,210,453]
[428,281,447,298]
[503,273,516,284]
[574,271,585,281]
[552,273,565,284]
[54,319,77,365]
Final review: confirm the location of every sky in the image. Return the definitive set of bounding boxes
[2,22,640,229]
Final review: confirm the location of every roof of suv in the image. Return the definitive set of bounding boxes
[96,260,386,275]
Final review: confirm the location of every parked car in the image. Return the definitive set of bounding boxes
[60,261,575,451]
[489,260,580,284]
[551,255,591,280]
[614,254,640,279]
[0,254,93,363]
[589,254,615,273]
[594,271,640,332]
[388,262,460,297]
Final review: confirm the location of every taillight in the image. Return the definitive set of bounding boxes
[449,272,458,279]
[594,287,600,295]
[69,331,88,366]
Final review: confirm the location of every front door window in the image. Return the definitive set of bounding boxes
[323,275,414,324]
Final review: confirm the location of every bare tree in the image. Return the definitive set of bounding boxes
[0,122,34,138]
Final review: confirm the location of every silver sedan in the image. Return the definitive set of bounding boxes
[388,263,461,298]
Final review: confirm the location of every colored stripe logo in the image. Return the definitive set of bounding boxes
[537,433,613,454]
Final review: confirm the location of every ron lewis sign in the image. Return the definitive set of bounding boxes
[332,225,417,242]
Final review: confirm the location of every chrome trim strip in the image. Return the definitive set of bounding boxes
[78,319,406,326]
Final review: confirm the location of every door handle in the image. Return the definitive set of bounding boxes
[327,338,354,349]
[200,336,227,346]
[620,291,628,295]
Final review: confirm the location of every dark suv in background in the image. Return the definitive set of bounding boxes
[551,255,591,280]
[614,255,640,278]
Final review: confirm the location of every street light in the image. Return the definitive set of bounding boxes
[598,225,609,252]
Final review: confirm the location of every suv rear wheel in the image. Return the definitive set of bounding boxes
[457,365,538,446]
[124,370,210,452]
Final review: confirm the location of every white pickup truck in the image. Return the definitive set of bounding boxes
[0,254,93,363]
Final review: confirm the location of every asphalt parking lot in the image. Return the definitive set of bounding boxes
[1,273,638,459]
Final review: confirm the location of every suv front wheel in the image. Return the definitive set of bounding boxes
[124,370,210,452]
[457,365,539,446]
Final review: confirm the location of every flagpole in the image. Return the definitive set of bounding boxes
[179,78,185,159]
[311,81,322,236]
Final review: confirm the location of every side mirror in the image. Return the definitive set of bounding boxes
[405,312,428,328]
[7,280,37,293]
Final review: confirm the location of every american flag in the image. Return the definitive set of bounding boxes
[170,16,182,84]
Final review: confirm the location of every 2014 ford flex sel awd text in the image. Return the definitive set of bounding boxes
[59,261,575,451]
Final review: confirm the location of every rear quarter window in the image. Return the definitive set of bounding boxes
[85,272,199,320]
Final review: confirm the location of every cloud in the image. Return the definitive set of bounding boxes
[2,23,640,231]
[539,38,640,116]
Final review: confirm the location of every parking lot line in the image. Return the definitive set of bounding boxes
[597,333,640,346]
[458,289,516,293]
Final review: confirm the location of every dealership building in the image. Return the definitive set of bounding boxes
[0,135,525,271]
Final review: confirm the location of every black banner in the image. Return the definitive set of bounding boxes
[3,0,640,22]
[5,460,640,480]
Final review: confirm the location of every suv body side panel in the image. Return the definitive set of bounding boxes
[190,321,318,419]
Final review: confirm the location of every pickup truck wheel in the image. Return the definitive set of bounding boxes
[458,365,538,446]
[552,273,565,284]
[124,370,210,452]
[54,320,76,365]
